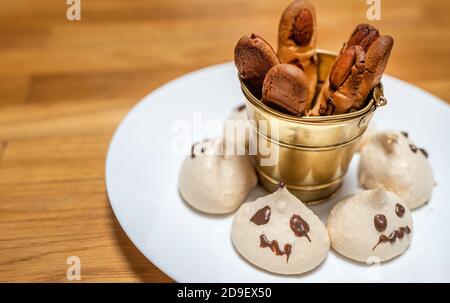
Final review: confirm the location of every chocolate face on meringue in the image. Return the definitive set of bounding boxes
[358,130,434,209]
[327,189,413,263]
[231,186,329,275]
[178,138,257,214]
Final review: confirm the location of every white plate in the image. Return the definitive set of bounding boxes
[106,62,450,282]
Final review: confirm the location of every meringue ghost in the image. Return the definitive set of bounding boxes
[358,130,434,209]
[223,105,254,155]
[232,186,329,275]
[355,122,377,152]
[327,189,413,263]
[178,138,257,214]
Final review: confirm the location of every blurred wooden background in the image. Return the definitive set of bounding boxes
[0,0,448,282]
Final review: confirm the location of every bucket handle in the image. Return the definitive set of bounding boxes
[359,84,387,128]
[373,84,387,108]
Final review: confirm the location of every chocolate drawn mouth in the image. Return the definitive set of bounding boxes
[259,234,292,263]
[372,226,411,250]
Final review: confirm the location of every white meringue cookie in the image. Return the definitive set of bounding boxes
[358,130,434,209]
[327,189,413,263]
[355,122,377,152]
[232,186,329,275]
[178,138,257,214]
[223,105,254,155]
[226,104,248,121]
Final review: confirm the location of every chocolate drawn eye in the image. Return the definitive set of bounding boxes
[250,206,271,225]
[290,214,311,242]
[374,214,387,232]
[395,203,405,217]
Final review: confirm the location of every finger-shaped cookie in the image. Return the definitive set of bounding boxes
[344,23,380,53]
[309,25,393,116]
[262,64,310,116]
[309,24,379,116]
[365,35,394,88]
[278,0,318,104]
[308,46,365,116]
[234,34,280,99]
[353,35,394,108]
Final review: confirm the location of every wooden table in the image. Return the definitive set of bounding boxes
[0,0,448,282]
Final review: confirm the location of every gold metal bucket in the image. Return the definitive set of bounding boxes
[239,49,387,204]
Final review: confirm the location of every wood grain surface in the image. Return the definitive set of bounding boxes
[0,0,449,282]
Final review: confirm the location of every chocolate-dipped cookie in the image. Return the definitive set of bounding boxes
[262,64,310,115]
[308,29,393,116]
[234,34,280,99]
[344,23,380,53]
[278,0,318,104]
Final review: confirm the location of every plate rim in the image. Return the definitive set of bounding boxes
[105,62,450,282]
